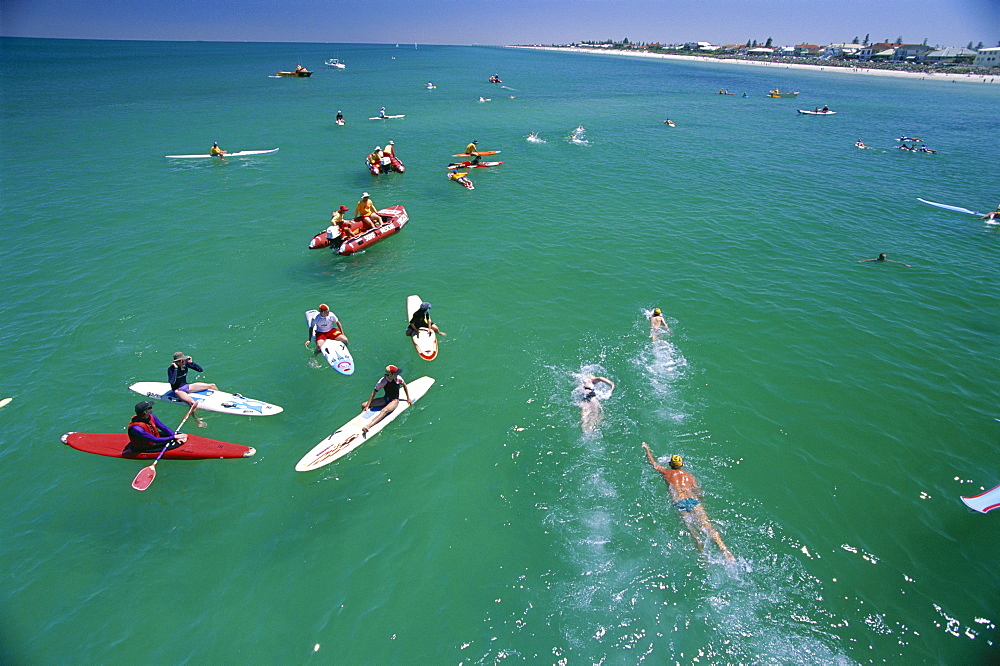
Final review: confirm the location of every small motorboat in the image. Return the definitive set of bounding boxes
[325,59,346,69]
[767,89,799,97]
[367,152,405,174]
[308,206,409,255]
[277,66,312,77]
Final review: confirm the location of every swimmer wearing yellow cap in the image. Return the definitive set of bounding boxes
[649,307,670,339]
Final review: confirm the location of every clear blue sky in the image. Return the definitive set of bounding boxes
[2,0,998,48]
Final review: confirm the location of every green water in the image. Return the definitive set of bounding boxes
[1,38,998,664]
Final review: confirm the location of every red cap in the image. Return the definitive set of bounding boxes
[318,304,329,311]
[337,205,349,212]
[385,365,399,374]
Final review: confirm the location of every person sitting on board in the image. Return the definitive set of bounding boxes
[210,142,227,158]
[448,171,473,188]
[821,105,830,113]
[406,301,446,338]
[327,205,355,243]
[858,253,910,267]
[360,365,412,437]
[127,401,188,453]
[336,110,344,123]
[649,308,670,338]
[642,442,735,562]
[379,106,387,119]
[168,352,217,426]
[306,304,349,354]
[355,192,382,230]
[465,140,481,165]
[579,375,614,433]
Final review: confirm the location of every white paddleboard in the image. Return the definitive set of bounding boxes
[0,397,11,409]
[129,382,283,416]
[406,295,438,361]
[165,148,279,159]
[797,110,836,115]
[961,484,1000,514]
[916,198,987,218]
[295,375,434,472]
[305,309,354,375]
[368,115,405,120]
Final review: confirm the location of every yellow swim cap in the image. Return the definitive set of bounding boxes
[653,308,661,315]
[669,455,683,468]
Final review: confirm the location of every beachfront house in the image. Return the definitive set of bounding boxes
[892,44,934,62]
[924,47,978,65]
[684,41,718,52]
[794,44,821,57]
[774,46,796,57]
[858,43,897,61]
[973,47,1000,68]
[821,44,862,59]
[746,47,775,56]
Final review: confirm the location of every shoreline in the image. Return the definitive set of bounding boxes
[509,46,1000,85]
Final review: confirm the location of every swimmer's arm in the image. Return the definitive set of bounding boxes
[596,377,615,391]
[642,442,667,473]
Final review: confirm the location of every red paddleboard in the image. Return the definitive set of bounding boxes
[447,160,503,169]
[62,432,256,460]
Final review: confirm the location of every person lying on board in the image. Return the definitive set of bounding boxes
[448,171,473,188]
[982,206,1000,221]
[643,442,735,562]
[128,401,187,453]
[361,365,412,436]
[355,192,382,230]
[306,304,349,353]
[858,253,910,266]
[168,352,216,426]
[210,142,227,157]
[406,301,446,338]
[649,308,670,338]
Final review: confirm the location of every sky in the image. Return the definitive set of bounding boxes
[2,0,998,48]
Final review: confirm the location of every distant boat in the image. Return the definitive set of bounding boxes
[767,89,799,98]
[325,58,346,69]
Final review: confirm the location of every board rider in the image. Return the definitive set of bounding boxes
[642,442,735,562]
[982,205,1000,221]
[406,301,446,338]
[579,374,614,433]
[127,401,188,453]
[168,352,217,426]
[649,308,670,338]
[355,192,382,230]
[361,365,412,437]
[465,140,481,165]
[210,141,227,158]
[306,304,349,354]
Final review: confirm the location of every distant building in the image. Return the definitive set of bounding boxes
[775,46,796,56]
[858,43,896,61]
[746,47,775,56]
[684,41,717,51]
[822,43,862,59]
[719,44,743,53]
[924,47,978,64]
[973,47,1000,68]
[893,44,934,62]
[794,44,821,57]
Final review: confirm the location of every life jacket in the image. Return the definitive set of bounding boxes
[128,415,161,448]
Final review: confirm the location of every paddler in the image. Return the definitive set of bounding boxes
[406,301,446,338]
[379,106,387,119]
[360,365,412,437]
[336,110,344,123]
[642,442,735,562]
[306,303,349,353]
[465,140,481,165]
[210,142,227,158]
[127,401,188,453]
[355,192,382,230]
[649,308,670,338]
[982,205,1000,221]
[168,352,217,426]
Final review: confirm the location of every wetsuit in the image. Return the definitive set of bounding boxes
[373,375,404,402]
[168,360,204,392]
[406,308,430,336]
[128,414,179,452]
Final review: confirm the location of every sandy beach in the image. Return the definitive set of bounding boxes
[512,46,1000,85]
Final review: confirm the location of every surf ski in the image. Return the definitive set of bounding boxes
[165,149,279,159]
[129,382,283,416]
[962,483,1000,514]
[916,198,988,218]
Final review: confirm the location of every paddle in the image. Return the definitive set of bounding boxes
[131,403,196,491]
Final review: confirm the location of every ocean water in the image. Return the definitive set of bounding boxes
[1,38,998,664]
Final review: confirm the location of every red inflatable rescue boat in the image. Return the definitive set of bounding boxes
[308,205,409,255]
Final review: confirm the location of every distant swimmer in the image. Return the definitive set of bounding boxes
[210,141,227,158]
[579,375,614,433]
[643,442,735,561]
[649,308,670,338]
[854,140,871,149]
[573,125,585,135]
[526,132,545,143]
[663,119,676,127]
[858,253,910,267]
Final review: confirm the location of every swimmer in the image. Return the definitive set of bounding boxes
[579,375,614,433]
[858,253,910,267]
[643,442,734,561]
[649,308,670,338]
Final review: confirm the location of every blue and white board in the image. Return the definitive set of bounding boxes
[129,382,283,416]
[305,309,354,375]
[962,484,1000,514]
[916,198,987,218]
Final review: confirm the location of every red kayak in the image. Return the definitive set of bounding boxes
[447,160,503,169]
[62,432,256,460]
[308,205,409,255]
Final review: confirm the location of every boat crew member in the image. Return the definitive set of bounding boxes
[355,192,382,229]
[368,147,384,173]
[128,401,187,453]
[406,301,446,337]
[306,303,349,353]
[361,365,412,436]
[642,442,735,562]
[327,205,354,242]
[383,140,395,157]
[465,140,481,165]
[210,142,227,158]
[167,352,217,426]
[858,253,910,266]
[649,308,670,338]
[579,375,614,433]
[295,64,307,73]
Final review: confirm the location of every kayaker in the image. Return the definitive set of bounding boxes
[360,365,412,437]
[821,105,830,112]
[465,140,481,165]
[355,192,382,229]
[649,308,670,338]
[306,303,349,352]
[210,142,227,158]
[167,352,216,426]
[642,442,735,562]
[858,253,910,266]
[406,301,446,338]
[579,375,614,433]
[127,401,187,453]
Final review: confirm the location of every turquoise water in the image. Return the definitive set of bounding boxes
[1,38,999,664]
